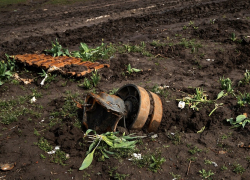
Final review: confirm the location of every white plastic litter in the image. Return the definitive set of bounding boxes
[178,101,185,109]
[40,74,48,86]
[212,162,218,167]
[30,97,37,103]
[151,134,158,139]
[128,153,142,160]
[206,59,215,62]
[47,146,60,154]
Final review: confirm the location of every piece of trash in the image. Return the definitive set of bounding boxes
[128,153,142,161]
[47,150,56,155]
[178,101,185,109]
[206,59,215,62]
[47,146,60,154]
[212,162,218,167]
[82,84,163,133]
[14,54,110,77]
[30,97,37,103]
[237,142,250,148]
[13,73,33,84]
[40,73,48,86]
[238,142,244,148]
[47,66,65,74]
[66,154,70,159]
[0,162,16,171]
[219,151,227,154]
[151,134,158,139]
[170,132,175,135]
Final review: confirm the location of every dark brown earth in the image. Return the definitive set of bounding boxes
[1,0,250,179]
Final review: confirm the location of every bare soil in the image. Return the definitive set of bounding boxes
[0,0,250,179]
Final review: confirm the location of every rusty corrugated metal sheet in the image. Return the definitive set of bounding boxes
[14,54,110,77]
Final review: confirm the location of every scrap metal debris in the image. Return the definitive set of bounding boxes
[82,84,163,133]
[13,73,33,84]
[14,54,110,77]
[238,142,250,148]
[30,97,37,103]
[0,163,16,171]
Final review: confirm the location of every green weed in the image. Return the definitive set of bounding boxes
[227,114,250,128]
[179,38,202,53]
[0,57,14,85]
[40,154,46,159]
[199,169,214,179]
[72,42,113,62]
[108,167,129,180]
[221,165,228,171]
[239,70,250,86]
[151,85,169,98]
[149,155,166,172]
[169,172,181,180]
[204,159,213,165]
[79,78,92,89]
[167,131,181,145]
[126,64,141,75]
[91,70,101,87]
[45,39,70,57]
[79,130,140,170]
[34,128,40,136]
[109,88,119,95]
[237,92,250,107]
[231,33,237,42]
[188,146,202,155]
[150,40,166,47]
[233,164,245,174]
[177,87,212,111]
[0,96,31,124]
[219,77,233,93]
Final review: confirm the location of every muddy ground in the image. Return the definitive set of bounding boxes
[0,0,250,179]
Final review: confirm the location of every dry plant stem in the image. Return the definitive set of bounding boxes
[186,160,193,175]
[209,148,218,154]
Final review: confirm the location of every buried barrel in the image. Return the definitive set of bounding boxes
[82,84,163,133]
[116,84,163,132]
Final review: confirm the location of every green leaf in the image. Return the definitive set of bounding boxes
[0,81,3,85]
[127,64,131,72]
[216,91,224,100]
[79,149,95,170]
[236,115,247,123]
[113,140,137,148]
[132,68,141,72]
[80,43,89,52]
[121,135,139,140]
[226,118,234,125]
[103,148,114,155]
[102,136,114,147]
[101,150,109,158]
[5,71,12,77]
[242,119,250,128]
[87,139,98,155]
[85,129,96,135]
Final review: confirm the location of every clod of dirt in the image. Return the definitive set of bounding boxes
[0,163,16,171]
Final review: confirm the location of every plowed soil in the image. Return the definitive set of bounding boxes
[1,0,250,179]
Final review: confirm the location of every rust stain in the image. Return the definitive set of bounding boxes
[14,54,110,77]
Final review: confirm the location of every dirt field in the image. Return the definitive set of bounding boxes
[0,0,250,179]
